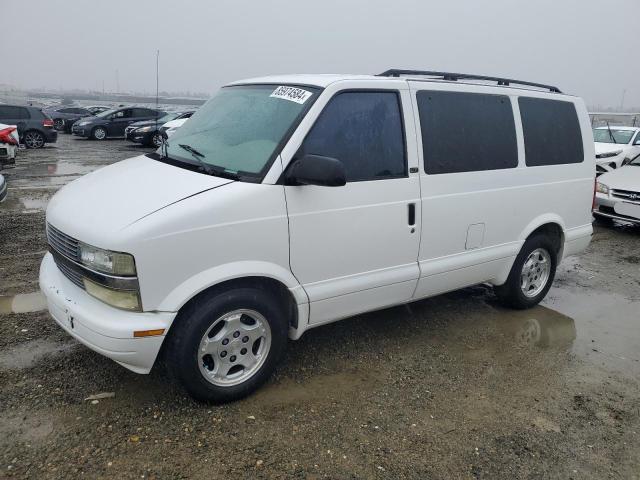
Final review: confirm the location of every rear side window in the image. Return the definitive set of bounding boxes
[132,108,152,117]
[299,91,406,182]
[519,97,583,166]
[417,91,518,174]
[0,106,30,120]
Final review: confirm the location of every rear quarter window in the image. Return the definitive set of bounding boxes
[519,97,584,166]
[417,91,518,174]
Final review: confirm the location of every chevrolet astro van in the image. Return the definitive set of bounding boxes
[40,70,595,402]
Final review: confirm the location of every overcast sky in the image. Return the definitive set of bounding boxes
[2,0,638,108]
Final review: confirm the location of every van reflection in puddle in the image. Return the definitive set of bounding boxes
[500,306,576,349]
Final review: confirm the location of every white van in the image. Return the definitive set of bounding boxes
[40,70,595,402]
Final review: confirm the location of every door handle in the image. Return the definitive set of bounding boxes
[408,203,416,227]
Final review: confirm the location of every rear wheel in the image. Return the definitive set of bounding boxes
[494,234,557,309]
[165,287,288,403]
[23,130,45,149]
[91,126,107,140]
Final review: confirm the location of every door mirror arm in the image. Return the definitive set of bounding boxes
[285,154,347,187]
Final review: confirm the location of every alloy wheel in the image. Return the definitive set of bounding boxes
[197,309,272,387]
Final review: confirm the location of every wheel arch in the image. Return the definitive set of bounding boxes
[518,215,566,256]
[156,262,307,331]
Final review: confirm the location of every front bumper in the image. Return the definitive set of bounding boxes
[39,253,176,374]
[126,129,154,144]
[593,193,640,225]
[71,124,92,137]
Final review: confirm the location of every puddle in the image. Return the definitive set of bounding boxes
[0,292,47,314]
[544,288,640,374]
[0,339,76,370]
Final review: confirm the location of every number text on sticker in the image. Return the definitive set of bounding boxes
[270,86,313,104]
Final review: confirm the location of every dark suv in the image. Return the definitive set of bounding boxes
[43,106,94,132]
[72,107,165,140]
[0,105,58,148]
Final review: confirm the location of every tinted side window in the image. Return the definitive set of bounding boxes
[0,106,30,119]
[417,91,518,174]
[299,91,406,182]
[132,108,152,117]
[519,97,583,166]
[59,108,75,113]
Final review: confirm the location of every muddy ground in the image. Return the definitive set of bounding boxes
[0,134,639,479]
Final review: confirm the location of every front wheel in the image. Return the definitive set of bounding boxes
[150,132,163,148]
[53,119,64,130]
[494,234,557,309]
[165,287,288,403]
[91,126,107,140]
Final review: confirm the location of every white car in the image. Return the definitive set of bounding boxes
[0,123,20,164]
[593,156,640,225]
[40,71,594,402]
[161,117,188,138]
[593,126,640,174]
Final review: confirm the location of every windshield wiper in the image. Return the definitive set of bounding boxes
[606,122,618,144]
[177,143,240,180]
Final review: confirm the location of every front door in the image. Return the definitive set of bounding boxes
[284,88,421,325]
[109,108,134,136]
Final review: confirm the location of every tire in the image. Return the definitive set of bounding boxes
[91,126,107,140]
[150,132,163,148]
[53,119,64,130]
[23,130,45,149]
[494,234,557,309]
[165,287,288,403]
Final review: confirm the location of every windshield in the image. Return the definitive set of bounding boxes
[96,109,118,119]
[165,84,319,177]
[593,128,635,144]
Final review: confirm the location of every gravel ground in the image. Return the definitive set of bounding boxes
[0,134,639,479]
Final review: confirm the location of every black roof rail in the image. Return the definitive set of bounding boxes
[377,69,562,93]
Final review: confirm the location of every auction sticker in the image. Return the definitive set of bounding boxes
[270,86,312,104]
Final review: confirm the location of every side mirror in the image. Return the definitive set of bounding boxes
[285,154,346,187]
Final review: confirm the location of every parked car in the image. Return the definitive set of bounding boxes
[593,126,640,174]
[72,107,165,140]
[0,123,20,164]
[161,117,189,138]
[43,106,93,131]
[0,174,6,203]
[125,111,194,147]
[85,105,111,115]
[593,155,640,225]
[0,105,57,148]
[40,71,594,402]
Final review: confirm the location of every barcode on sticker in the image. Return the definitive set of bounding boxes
[270,86,312,104]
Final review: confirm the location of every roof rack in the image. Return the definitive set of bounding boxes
[377,69,562,93]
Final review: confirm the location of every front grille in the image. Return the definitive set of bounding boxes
[54,256,86,289]
[611,189,640,204]
[47,223,80,261]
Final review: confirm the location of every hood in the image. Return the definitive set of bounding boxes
[598,164,640,191]
[595,143,625,155]
[163,118,187,128]
[46,155,233,247]
[129,119,161,128]
[76,116,101,124]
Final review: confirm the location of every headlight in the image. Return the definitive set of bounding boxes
[77,121,91,126]
[83,278,141,311]
[79,243,136,276]
[135,126,154,133]
[596,182,609,194]
[596,150,622,159]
